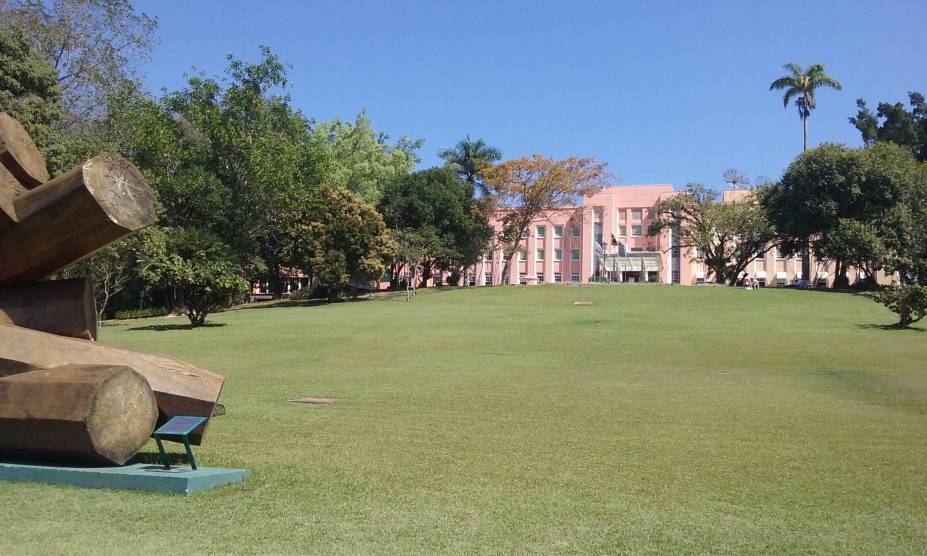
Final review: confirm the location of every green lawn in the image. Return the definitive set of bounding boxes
[3,286,926,554]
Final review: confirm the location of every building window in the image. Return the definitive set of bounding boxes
[571,226,581,237]
[536,273,544,284]
[554,272,562,283]
[693,247,703,260]
[519,273,527,285]
[618,211,626,223]
[571,249,581,261]
[647,208,655,219]
[554,225,563,237]
[467,272,476,286]
[536,249,545,260]
[571,272,580,282]
[631,209,642,220]
[518,249,526,261]
[594,223,603,245]
[554,248,562,261]
[631,224,642,236]
[756,248,766,260]
[536,226,546,238]
[484,273,492,285]
[484,251,492,261]
[776,247,786,259]
[434,273,443,286]
[618,225,626,236]
[796,250,803,260]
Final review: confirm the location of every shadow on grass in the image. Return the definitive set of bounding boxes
[127,322,227,332]
[856,323,926,332]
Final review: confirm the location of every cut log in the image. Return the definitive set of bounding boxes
[0,278,97,340]
[0,113,49,188]
[0,163,27,230]
[0,324,224,445]
[0,154,155,286]
[0,364,158,465]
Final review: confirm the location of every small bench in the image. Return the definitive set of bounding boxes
[152,416,208,470]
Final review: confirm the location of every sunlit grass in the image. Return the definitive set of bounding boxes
[2,285,925,554]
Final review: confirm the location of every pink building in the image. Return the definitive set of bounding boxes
[444,184,889,288]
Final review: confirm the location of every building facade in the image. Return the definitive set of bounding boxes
[439,184,886,288]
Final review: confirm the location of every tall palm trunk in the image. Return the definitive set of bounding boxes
[801,112,811,282]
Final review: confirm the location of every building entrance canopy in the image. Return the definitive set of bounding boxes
[602,252,663,272]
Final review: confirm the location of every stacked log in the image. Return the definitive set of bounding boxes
[0,113,226,464]
[0,364,159,465]
[0,325,224,445]
[0,279,98,340]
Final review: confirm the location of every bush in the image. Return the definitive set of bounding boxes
[139,228,249,327]
[113,306,168,320]
[873,285,927,328]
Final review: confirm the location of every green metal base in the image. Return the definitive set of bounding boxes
[0,462,250,495]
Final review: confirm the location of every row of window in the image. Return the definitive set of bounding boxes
[484,249,583,262]
[505,272,582,284]
[691,247,805,260]
[531,225,582,239]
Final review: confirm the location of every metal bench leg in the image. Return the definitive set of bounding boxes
[183,436,197,470]
[155,437,170,469]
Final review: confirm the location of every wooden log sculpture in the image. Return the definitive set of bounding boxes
[0,364,158,465]
[0,278,97,340]
[0,153,155,286]
[0,324,224,445]
[0,113,49,188]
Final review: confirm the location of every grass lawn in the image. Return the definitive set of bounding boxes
[2,285,926,554]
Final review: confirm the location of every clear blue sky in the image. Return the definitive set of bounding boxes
[135,0,927,189]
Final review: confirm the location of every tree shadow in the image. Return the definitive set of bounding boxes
[129,451,192,467]
[127,322,227,332]
[856,323,926,332]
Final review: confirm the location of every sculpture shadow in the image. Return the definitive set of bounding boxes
[127,322,227,332]
[129,451,192,467]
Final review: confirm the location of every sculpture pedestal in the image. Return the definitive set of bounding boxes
[0,461,250,494]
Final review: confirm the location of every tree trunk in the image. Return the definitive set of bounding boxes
[0,324,224,445]
[0,113,49,188]
[0,278,97,340]
[801,244,811,285]
[0,364,159,465]
[0,154,155,286]
[802,114,808,153]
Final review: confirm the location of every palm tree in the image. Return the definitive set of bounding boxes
[769,63,842,152]
[437,135,502,195]
[770,63,842,282]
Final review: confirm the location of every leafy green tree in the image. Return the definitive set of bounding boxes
[310,111,422,204]
[0,27,66,161]
[763,142,924,287]
[438,135,502,195]
[850,92,927,161]
[769,63,842,152]
[278,186,396,299]
[874,285,927,328]
[649,183,778,285]
[0,0,158,127]
[378,167,493,288]
[138,228,248,327]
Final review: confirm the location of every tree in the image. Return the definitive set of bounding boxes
[722,168,750,189]
[850,92,927,161]
[649,183,778,285]
[762,142,924,287]
[438,135,502,195]
[310,111,422,204]
[278,185,396,299]
[138,228,248,327]
[874,285,927,328]
[769,63,842,152]
[0,27,62,151]
[1,0,158,127]
[378,167,494,289]
[480,154,611,284]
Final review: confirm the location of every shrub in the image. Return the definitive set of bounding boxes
[873,285,927,328]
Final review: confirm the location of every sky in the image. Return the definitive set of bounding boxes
[134,0,927,190]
